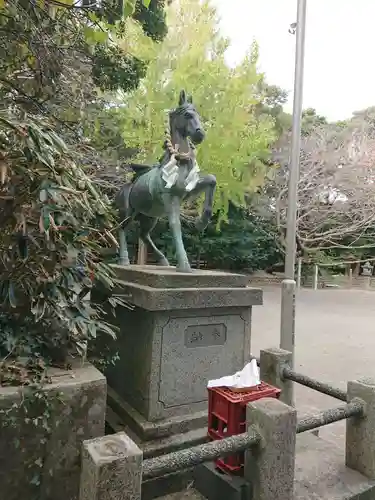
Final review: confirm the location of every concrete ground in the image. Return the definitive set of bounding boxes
[252,286,375,446]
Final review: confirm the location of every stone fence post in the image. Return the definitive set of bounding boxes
[79,432,143,500]
[245,397,297,500]
[260,347,293,406]
[346,378,375,479]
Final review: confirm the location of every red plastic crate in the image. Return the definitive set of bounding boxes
[208,382,281,475]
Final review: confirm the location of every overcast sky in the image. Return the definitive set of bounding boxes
[212,0,375,121]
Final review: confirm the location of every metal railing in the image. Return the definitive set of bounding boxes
[142,398,365,481]
[142,429,260,481]
[296,399,364,433]
[141,350,367,483]
[252,355,347,401]
[282,366,347,402]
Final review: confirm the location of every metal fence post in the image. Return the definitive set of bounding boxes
[280,279,296,406]
[296,257,302,288]
[260,347,293,406]
[346,378,375,479]
[245,398,297,500]
[79,432,142,500]
[284,0,307,281]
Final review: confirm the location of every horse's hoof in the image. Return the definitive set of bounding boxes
[119,259,130,266]
[177,263,192,273]
[196,209,212,232]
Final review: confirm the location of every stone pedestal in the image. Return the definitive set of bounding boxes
[94,265,262,449]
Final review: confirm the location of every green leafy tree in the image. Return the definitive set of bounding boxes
[119,0,277,215]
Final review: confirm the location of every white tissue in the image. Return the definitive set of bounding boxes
[207,359,260,389]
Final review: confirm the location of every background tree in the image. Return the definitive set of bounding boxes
[118,0,277,216]
[301,108,328,135]
[273,112,375,258]
[254,81,291,135]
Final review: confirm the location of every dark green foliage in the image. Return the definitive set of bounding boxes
[85,106,135,164]
[92,45,147,92]
[133,0,167,42]
[91,0,167,92]
[96,0,124,25]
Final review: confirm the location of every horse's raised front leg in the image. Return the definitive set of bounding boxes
[138,214,170,266]
[166,195,191,272]
[185,174,216,231]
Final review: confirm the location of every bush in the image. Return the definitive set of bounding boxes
[151,203,282,272]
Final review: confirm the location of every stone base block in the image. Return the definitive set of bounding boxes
[142,469,196,500]
[106,388,209,459]
[93,265,262,425]
[107,386,207,441]
[111,264,250,290]
[0,363,106,500]
[153,488,205,500]
[103,305,254,423]
[140,427,208,460]
[194,462,250,500]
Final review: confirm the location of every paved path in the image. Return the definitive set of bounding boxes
[251,287,375,445]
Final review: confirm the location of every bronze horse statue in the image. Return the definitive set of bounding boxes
[115,90,216,272]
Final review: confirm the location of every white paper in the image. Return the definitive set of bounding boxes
[184,162,200,192]
[207,359,260,389]
[161,156,179,188]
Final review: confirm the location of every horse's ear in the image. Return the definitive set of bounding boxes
[178,89,186,106]
[187,94,193,104]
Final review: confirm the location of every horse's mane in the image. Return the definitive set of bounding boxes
[170,102,195,116]
[129,162,154,180]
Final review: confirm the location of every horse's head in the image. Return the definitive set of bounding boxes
[169,90,205,146]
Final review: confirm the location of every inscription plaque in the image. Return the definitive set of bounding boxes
[184,323,227,348]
